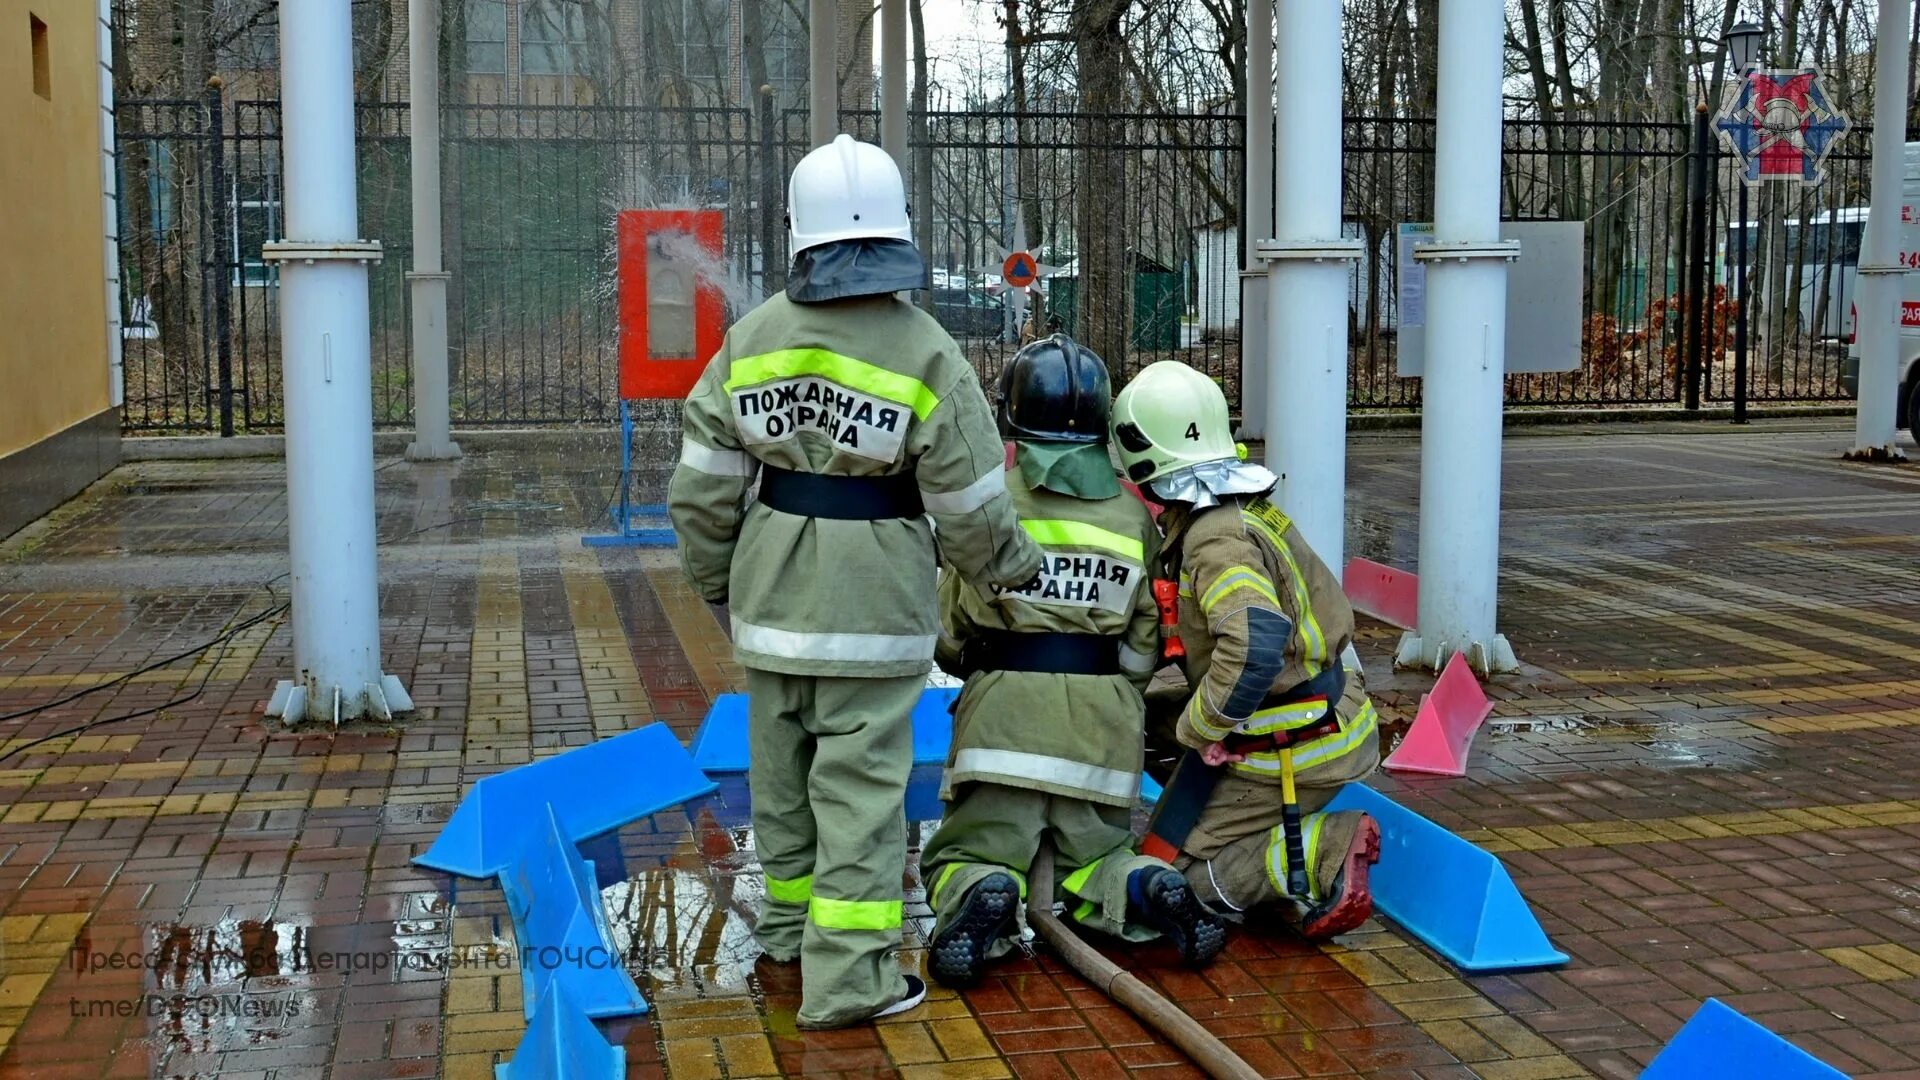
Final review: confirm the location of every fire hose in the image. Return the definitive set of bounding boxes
[1025,842,1262,1080]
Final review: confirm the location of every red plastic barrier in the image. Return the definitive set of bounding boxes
[1382,651,1493,777]
[1342,556,1418,630]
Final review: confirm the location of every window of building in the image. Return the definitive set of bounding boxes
[521,0,603,76]
[30,13,50,99]
[466,0,507,73]
[677,0,727,82]
[232,173,281,287]
[761,6,806,101]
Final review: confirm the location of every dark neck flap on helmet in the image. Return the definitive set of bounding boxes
[787,238,929,304]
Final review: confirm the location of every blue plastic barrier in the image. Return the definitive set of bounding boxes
[502,807,646,1020]
[691,687,961,773]
[1642,998,1849,1079]
[494,983,626,1080]
[1323,782,1568,972]
[415,722,717,879]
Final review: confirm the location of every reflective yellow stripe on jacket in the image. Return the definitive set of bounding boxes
[1230,699,1380,779]
[1199,565,1282,615]
[724,347,942,421]
[1020,519,1145,562]
[1240,507,1329,672]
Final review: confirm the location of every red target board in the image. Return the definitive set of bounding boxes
[1002,251,1039,289]
[618,209,726,400]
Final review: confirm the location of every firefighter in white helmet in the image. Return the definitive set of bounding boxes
[669,135,1042,1027]
[1114,360,1383,940]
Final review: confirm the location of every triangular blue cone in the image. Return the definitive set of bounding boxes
[493,983,625,1080]
[692,687,961,773]
[1324,783,1568,972]
[1642,999,1849,1079]
[416,723,717,879]
[501,807,645,1020]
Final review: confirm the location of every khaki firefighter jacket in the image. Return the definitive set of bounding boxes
[1157,493,1380,786]
[935,447,1161,808]
[669,292,1042,678]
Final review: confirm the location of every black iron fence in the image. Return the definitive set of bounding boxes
[114,97,1873,432]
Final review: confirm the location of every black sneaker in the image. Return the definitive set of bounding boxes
[873,974,928,1019]
[928,871,1020,988]
[1131,867,1227,967]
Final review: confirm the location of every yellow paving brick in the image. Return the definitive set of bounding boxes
[716,1033,778,1076]
[1860,943,1920,977]
[664,1037,725,1080]
[660,1013,769,1039]
[1468,1054,1593,1080]
[0,916,43,945]
[446,1010,526,1035]
[1375,980,1485,1005]
[659,995,759,1020]
[1328,948,1408,986]
[1394,995,1503,1021]
[1469,1014,1561,1058]
[1379,945,1454,983]
[1419,1018,1505,1063]
[897,1061,1012,1080]
[443,1027,524,1055]
[2,803,44,824]
[878,1021,945,1065]
[441,1052,500,1080]
[0,972,51,1008]
[1821,947,1911,982]
[444,977,495,1014]
[929,1016,997,1060]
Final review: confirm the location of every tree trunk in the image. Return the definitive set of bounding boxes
[1073,0,1132,368]
[912,0,933,312]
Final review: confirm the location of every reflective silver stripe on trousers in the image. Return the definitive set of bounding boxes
[950,747,1140,801]
[1118,642,1157,675]
[679,439,757,478]
[731,618,936,662]
[919,466,1008,515]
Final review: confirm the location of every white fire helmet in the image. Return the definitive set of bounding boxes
[1111,361,1239,485]
[787,134,913,257]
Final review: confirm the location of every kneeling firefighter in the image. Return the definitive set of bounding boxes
[668,135,1042,1028]
[1114,360,1383,940]
[920,335,1226,988]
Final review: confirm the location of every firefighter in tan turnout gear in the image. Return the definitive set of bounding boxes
[1115,360,1383,940]
[668,135,1042,1028]
[920,336,1227,988]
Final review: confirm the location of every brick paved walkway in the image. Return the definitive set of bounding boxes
[1,419,1917,1079]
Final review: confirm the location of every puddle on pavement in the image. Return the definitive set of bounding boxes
[1482,712,1765,767]
[116,890,455,1071]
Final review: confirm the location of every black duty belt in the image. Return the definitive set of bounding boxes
[756,464,925,520]
[965,629,1123,677]
[1142,663,1350,863]
[1220,664,1348,755]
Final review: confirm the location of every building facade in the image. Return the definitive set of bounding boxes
[0,0,119,539]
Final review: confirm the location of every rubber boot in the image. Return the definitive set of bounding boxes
[1300,813,1381,940]
[929,872,1019,988]
[1127,866,1226,967]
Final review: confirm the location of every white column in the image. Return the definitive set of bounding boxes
[809,0,839,147]
[406,0,460,461]
[98,0,123,408]
[1257,0,1359,568]
[262,0,413,726]
[1238,0,1273,439]
[1395,0,1519,675]
[1851,0,1912,460]
[880,0,908,176]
